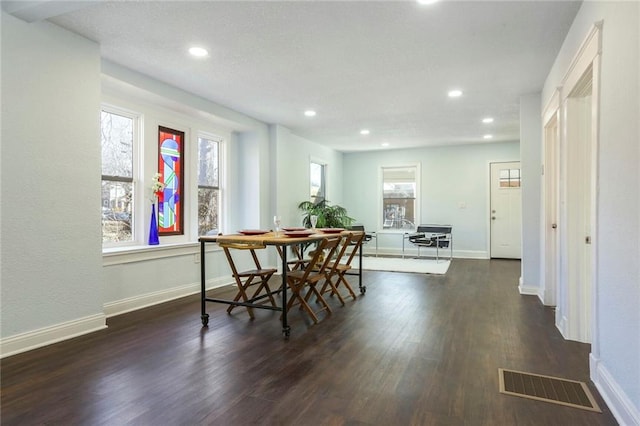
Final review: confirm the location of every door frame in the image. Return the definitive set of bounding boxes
[541,89,561,307]
[551,22,601,349]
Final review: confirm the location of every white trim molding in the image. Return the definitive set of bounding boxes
[1,314,107,359]
[103,277,232,318]
[518,276,542,300]
[103,242,220,266]
[560,21,603,94]
[591,354,640,426]
[556,20,602,344]
[363,247,486,259]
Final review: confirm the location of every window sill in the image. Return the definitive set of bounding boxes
[103,242,219,266]
[376,229,413,234]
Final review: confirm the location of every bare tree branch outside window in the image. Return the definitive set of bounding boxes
[198,137,219,235]
[101,110,135,243]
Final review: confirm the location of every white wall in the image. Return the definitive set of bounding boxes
[99,65,275,313]
[234,128,272,232]
[271,125,344,229]
[519,93,542,295]
[1,14,105,347]
[0,15,278,354]
[343,142,519,258]
[542,2,640,424]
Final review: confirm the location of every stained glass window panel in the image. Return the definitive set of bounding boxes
[158,126,184,235]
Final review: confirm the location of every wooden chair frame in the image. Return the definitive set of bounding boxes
[320,232,363,303]
[285,236,342,324]
[219,242,278,319]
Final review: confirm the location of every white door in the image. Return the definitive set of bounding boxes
[553,26,600,345]
[563,92,594,343]
[490,161,522,259]
[543,112,560,306]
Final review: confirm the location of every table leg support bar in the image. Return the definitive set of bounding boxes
[358,239,366,294]
[281,248,290,338]
[200,240,209,326]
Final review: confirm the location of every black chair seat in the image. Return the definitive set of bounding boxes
[406,225,453,259]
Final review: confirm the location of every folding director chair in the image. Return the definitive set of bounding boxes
[320,232,363,304]
[285,235,342,324]
[219,241,278,319]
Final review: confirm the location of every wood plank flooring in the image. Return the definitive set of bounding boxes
[1,259,618,425]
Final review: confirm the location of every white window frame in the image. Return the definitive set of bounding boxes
[379,163,421,232]
[101,104,141,249]
[196,132,224,237]
[310,157,327,204]
[100,89,231,262]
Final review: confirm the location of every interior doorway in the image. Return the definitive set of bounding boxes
[550,23,601,345]
[561,66,595,343]
[543,106,560,307]
[490,161,522,259]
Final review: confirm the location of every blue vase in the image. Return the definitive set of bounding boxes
[149,203,160,245]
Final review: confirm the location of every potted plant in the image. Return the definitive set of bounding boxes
[298,199,355,228]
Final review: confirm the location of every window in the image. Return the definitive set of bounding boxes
[499,168,521,187]
[157,126,185,235]
[101,108,137,244]
[382,166,417,229]
[310,162,326,204]
[197,135,220,236]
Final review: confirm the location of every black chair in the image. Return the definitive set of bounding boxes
[406,224,452,261]
[349,224,377,256]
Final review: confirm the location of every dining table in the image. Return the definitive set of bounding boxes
[199,229,365,338]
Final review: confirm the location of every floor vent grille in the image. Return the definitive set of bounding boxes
[498,368,601,412]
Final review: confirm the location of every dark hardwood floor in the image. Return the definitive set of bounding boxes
[1,259,618,425]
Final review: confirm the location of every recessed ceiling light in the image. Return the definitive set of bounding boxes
[360,129,370,135]
[482,117,494,123]
[188,47,208,57]
[417,0,439,4]
[304,110,316,117]
[483,134,493,139]
[448,89,463,98]
[381,142,390,147]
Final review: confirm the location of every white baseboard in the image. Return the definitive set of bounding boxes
[452,250,489,259]
[103,277,232,318]
[1,313,107,359]
[556,312,568,339]
[363,247,488,259]
[518,279,540,297]
[1,278,234,359]
[591,354,640,426]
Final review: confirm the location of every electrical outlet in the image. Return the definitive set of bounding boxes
[194,253,200,264]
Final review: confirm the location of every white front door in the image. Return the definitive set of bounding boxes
[490,161,522,259]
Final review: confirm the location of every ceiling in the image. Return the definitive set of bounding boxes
[5,0,581,153]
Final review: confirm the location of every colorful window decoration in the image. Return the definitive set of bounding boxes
[157,126,185,235]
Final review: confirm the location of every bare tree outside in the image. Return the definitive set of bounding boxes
[198,137,219,235]
[101,110,134,243]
